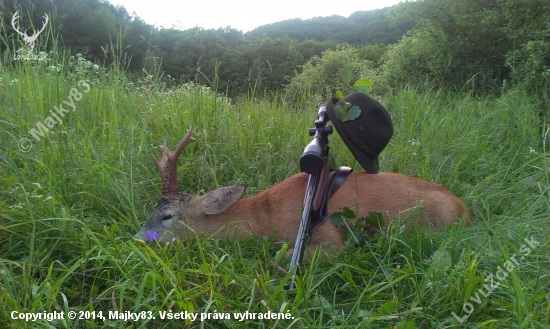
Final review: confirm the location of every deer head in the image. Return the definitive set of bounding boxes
[135,128,246,243]
[11,11,49,53]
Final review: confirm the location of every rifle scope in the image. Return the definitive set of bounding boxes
[299,104,332,174]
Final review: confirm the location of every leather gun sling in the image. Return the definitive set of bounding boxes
[308,166,353,236]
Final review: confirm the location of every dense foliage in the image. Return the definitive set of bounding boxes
[284,47,376,101]
[244,8,414,45]
[379,0,550,100]
[0,0,406,96]
[1,0,548,102]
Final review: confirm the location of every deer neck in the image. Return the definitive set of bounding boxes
[204,177,305,239]
[204,193,272,239]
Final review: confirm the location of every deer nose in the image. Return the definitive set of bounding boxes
[133,230,146,241]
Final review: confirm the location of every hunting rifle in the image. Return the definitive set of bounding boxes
[285,103,351,290]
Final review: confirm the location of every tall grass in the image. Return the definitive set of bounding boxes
[0,53,548,328]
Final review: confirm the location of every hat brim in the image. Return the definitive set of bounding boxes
[326,95,385,174]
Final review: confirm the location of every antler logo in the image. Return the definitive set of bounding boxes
[11,11,49,54]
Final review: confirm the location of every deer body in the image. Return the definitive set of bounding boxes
[135,130,469,251]
[190,172,467,247]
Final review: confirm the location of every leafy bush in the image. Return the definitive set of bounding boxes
[379,0,510,93]
[499,0,550,108]
[284,48,375,101]
[357,43,390,67]
[506,40,550,103]
[377,29,444,92]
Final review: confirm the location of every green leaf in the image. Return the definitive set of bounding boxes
[353,78,372,88]
[143,271,156,289]
[66,288,81,298]
[342,101,352,109]
[363,212,384,228]
[434,249,452,268]
[354,85,373,94]
[334,90,343,100]
[346,105,361,121]
[109,222,119,234]
[353,78,373,94]
[315,295,333,313]
[341,67,352,85]
[376,300,400,314]
[342,229,351,243]
[274,243,288,265]
[177,300,195,325]
[334,104,348,121]
[334,102,361,122]
[342,207,356,219]
[330,212,345,227]
[343,228,361,245]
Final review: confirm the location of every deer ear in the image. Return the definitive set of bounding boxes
[197,184,246,215]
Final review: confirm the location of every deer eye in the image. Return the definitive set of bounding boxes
[161,215,173,222]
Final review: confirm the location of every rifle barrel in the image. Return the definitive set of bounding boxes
[286,173,317,289]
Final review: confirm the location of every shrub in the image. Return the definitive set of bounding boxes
[284,48,375,101]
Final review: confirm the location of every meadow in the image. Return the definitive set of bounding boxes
[0,55,549,328]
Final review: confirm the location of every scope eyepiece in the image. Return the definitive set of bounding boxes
[300,137,324,174]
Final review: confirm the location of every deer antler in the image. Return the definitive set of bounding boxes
[151,127,196,199]
[11,11,27,38]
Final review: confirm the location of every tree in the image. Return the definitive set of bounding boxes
[380,0,510,93]
[244,9,411,45]
[501,0,550,101]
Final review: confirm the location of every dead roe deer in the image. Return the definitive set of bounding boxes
[135,128,470,251]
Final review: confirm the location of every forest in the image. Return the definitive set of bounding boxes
[1,0,548,100]
[0,0,410,95]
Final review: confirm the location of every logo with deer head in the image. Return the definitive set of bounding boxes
[11,11,49,54]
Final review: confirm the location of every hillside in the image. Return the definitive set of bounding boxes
[245,8,413,45]
[0,0,413,95]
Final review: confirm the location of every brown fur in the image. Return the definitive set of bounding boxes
[136,171,469,252]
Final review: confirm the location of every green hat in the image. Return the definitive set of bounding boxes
[326,92,393,174]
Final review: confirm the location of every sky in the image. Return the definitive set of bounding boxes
[109,0,404,32]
